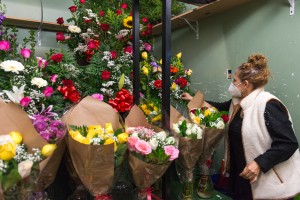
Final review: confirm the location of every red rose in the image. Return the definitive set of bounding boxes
[56,17,64,25]
[115,9,122,15]
[147,29,152,35]
[110,51,117,59]
[190,109,196,114]
[141,31,147,37]
[69,6,77,13]
[101,70,111,80]
[147,23,153,29]
[129,35,133,41]
[56,32,65,42]
[153,80,162,89]
[100,23,110,31]
[50,53,63,63]
[62,79,74,87]
[121,3,128,9]
[221,114,230,123]
[99,11,105,17]
[85,49,94,61]
[124,46,133,54]
[88,39,100,50]
[176,77,188,88]
[142,17,148,23]
[84,19,92,23]
[79,0,85,4]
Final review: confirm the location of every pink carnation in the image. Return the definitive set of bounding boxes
[0,40,10,51]
[127,137,139,151]
[164,145,179,161]
[50,74,58,83]
[20,97,31,107]
[91,93,104,101]
[43,86,54,97]
[135,140,152,155]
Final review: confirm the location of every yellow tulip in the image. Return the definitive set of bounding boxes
[0,142,16,161]
[105,123,114,134]
[151,115,162,123]
[71,131,89,144]
[176,52,182,59]
[142,52,148,60]
[142,66,149,75]
[140,104,147,112]
[171,82,177,91]
[117,133,128,144]
[204,109,212,117]
[104,138,114,145]
[88,125,102,132]
[153,106,159,112]
[86,130,97,141]
[9,131,22,144]
[41,144,57,157]
[159,59,162,65]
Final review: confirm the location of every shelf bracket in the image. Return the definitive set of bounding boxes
[181,17,199,40]
[289,0,294,16]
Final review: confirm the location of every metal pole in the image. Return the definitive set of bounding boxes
[162,0,172,199]
[132,0,140,105]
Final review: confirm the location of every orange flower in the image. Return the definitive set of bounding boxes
[170,66,178,73]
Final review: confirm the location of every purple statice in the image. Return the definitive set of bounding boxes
[0,13,5,25]
[150,61,158,67]
[31,105,65,143]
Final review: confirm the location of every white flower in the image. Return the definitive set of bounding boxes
[0,135,13,145]
[216,120,225,129]
[68,25,81,33]
[166,136,175,144]
[0,60,25,74]
[172,124,180,133]
[156,131,166,140]
[3,85,25,103]
[18,160,34,178]
[31,77,48,88]
[186,129,192,135]
[197,130,203,139]
[131,132,139,138]
[149,138,158,150]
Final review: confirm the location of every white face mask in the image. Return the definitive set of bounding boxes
[228,82,243,98]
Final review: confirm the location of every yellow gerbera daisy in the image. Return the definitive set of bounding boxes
[123,16,133,29]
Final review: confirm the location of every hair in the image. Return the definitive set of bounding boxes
[237,53,271,89]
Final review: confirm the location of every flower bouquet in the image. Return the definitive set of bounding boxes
[170,106,204,200]
[62,96,127,199]
[0,98,56,200]
[125,105,179,200]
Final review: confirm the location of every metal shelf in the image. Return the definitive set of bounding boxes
[152,0,253,36]
[5,16,68,32]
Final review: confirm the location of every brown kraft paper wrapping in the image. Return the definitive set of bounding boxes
[36,138,67,190]
[128,153,170,189]
[63,96,122,196]
[0,98,47,150]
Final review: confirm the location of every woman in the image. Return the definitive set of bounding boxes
[181,53,300,199]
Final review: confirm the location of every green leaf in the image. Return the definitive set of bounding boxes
[118,73,125,90]
[114,128,123,136]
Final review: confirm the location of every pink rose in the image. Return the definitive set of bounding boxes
[36,57,48,68]
[91,93,104,101]
[127,137,139,151]
[0,40,10,51]
[135,140,152,155]
[20,97,31,107]
[21,48,31,59]
[50,74,58,83]
[43,86,54,97]
[164,145,179,161]
[144,43,152,52]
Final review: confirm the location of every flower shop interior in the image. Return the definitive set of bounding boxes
[1,0,300,200]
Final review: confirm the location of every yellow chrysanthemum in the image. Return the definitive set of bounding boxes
[123,16,133,28]
[204,109,212,117]
[86,130,98,141]
[142,66,149,75]
[153,106,159,113]
[151,115,162,122]
[140,104,148,112]
[193,116,201,124]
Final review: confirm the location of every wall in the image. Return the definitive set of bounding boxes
[2,0,73,56]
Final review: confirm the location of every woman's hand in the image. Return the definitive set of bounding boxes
[181,92,193,101]
[239,161,261,183]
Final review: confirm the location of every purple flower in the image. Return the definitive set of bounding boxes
[150,62,158,67]
[33,119,47,132]
[39,130,51,141]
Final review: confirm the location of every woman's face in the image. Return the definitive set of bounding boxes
[232,69,245,89]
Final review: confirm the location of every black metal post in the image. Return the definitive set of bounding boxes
[162,0,172,199]
[132,0,140,105]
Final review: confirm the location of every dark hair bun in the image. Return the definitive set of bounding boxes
[247,53,268,70]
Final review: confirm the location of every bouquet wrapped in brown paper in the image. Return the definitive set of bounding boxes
[0,98,57,200]
[125,105,179,200]
[187,91,229,198]
[170,106,204,200]
[62,96,127,199]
